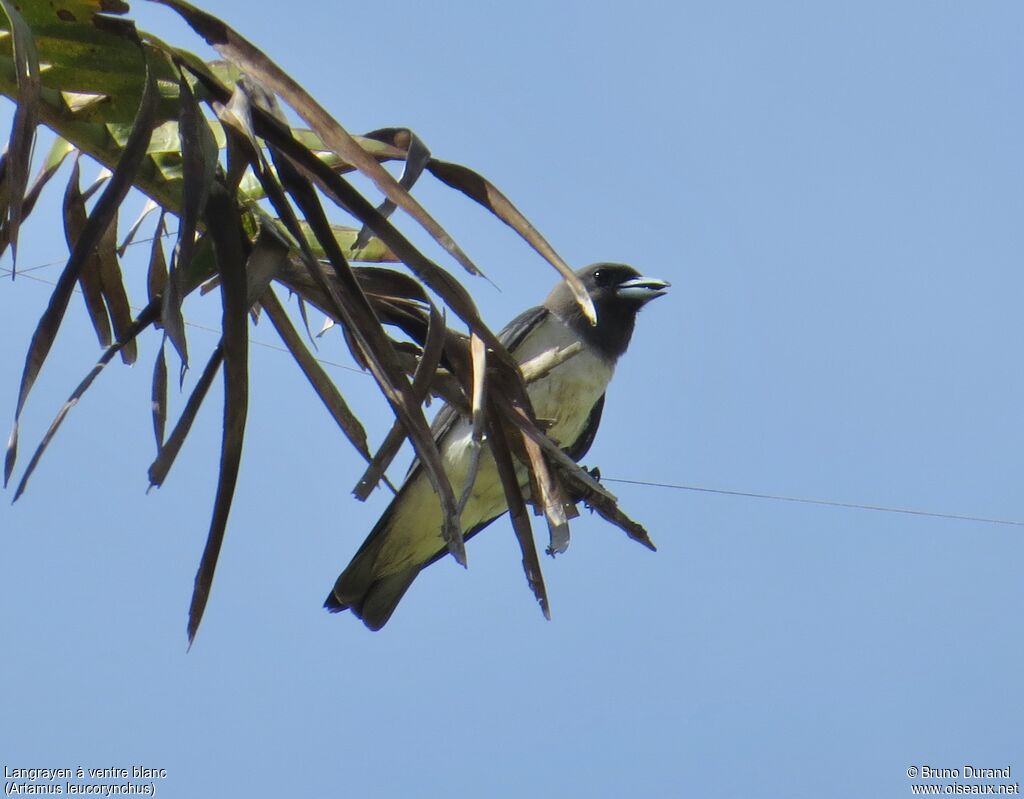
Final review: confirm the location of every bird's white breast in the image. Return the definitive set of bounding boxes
[512,316,615,446]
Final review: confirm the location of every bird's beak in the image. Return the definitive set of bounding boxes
[616,276,671,303]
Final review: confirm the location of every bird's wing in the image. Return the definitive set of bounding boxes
[497,304,552,352]
[562,392,605,462]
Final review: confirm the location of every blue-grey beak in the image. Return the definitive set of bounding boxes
[616,276,671,303]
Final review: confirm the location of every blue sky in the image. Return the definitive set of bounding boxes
[2,2,1022,797]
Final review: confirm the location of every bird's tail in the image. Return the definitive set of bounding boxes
[323,486,425,630]
[324,564,421,631]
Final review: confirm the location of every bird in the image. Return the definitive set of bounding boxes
[324,262,669,630]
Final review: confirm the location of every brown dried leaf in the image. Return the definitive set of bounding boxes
[186,180,250,645]
[148,345,222,490]
[520,434,571,556]
[486,403,549,620]
[95,209,138,364]
[572,471,657,552]
[455,334,487,517]
[354,128,431,250]
[427,157,596,324]
[152,338,168,450]
[63,155,112,348]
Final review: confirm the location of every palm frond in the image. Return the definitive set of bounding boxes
[0,0,653,642]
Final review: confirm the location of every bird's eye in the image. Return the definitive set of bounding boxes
[592,268,612,287]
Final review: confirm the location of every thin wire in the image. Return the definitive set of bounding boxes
[4,246,1022,529]
[0,231,174,277]
[602,477,1024,528]
[181,317,364,375]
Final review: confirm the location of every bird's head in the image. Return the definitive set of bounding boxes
[546,262,670,360]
